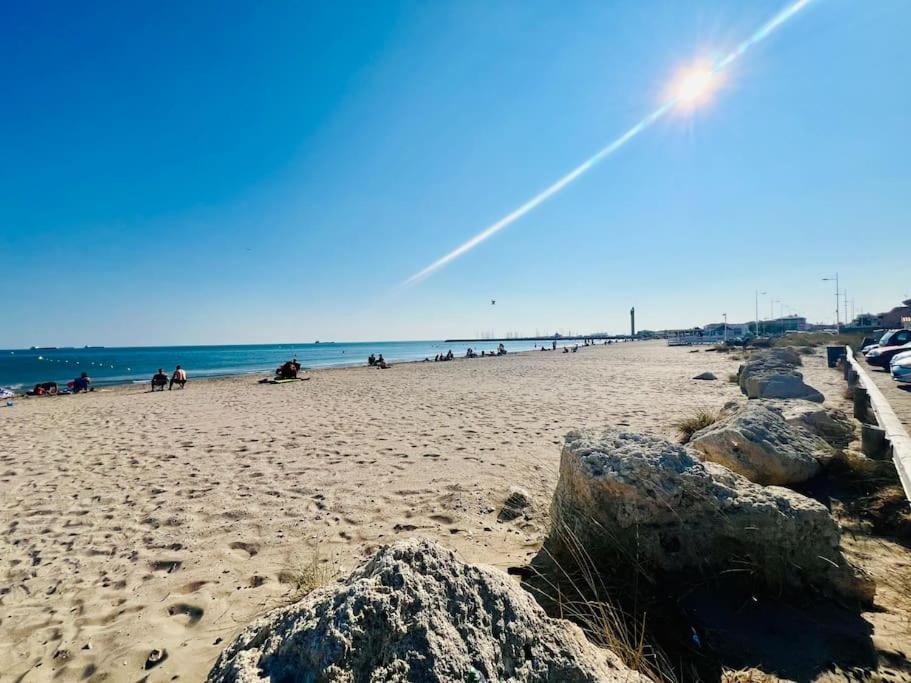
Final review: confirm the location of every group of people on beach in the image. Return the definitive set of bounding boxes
[29,371,93,396]
[463,343,507,359]
[367,354,391,369]
[151,365,187,391]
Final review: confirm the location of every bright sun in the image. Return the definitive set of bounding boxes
[670,63,718,108]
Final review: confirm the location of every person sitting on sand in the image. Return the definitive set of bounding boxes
[497,343,506,356]
[169,365,187,390]
[376,354,391,369]
[73,372,91,393]
[276,360,298,380]
[151,368,168,391]
[445,350,454,361]
[466,348,476,358]
[368,353,376,366]
[563,347,569,354]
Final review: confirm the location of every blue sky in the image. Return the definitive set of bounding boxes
[2,0,908,347]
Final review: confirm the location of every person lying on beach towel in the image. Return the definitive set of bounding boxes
[30,382,58,396]
[151,369,168,391]
[169,365,187,390]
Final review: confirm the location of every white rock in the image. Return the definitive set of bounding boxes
[689,402,832,485]
[209,539,646,683]
[549,429,874,605]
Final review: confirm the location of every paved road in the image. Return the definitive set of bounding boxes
[862,361,911,433]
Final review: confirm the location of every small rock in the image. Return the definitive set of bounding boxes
[692,372,717,380]
[146,648,167,670]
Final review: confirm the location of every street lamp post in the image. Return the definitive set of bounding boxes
[755,290,766,336]
[822,274,840,330]
[723,313,728,343]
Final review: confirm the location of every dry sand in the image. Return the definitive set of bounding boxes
[1,341,908,681]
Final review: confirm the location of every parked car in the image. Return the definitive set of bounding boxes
[863,328,911,355]
[866,340,911,368]
[891,350,911,383]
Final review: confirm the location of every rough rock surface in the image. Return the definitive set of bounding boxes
[209,539,645,683]
[548,429,873,605]
[764,401,855,449]
[498,486,532,522]
[689,402,833,485]
[692,372,717,381]
[738,349,824,402]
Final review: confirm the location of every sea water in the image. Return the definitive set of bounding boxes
[0,340,553,391]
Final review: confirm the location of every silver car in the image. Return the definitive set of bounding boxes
[891,349,911,383]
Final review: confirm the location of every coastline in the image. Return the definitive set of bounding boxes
[1,339,566,393]
[3,340,908,680]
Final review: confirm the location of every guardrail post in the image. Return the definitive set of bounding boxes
[861,423,888,460]
[853,386,872,423]
[844,345,911,505]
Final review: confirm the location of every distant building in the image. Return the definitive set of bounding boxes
[749,315,807,335]
[703,322,751,338]
[846,313,880,330]
[878,299,911,329]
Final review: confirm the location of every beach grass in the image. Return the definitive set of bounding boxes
[674,407,719,443]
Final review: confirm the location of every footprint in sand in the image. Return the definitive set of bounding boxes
[176,580,209,594]
[167,602,204,626]
[149,560,182,574]
[229,541,260,558]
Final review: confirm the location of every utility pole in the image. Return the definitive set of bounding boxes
[822,273,840,330]
[630,307,636,338]
[755,290,766,335]
[723,313,728,343]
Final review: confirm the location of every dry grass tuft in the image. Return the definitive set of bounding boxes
[279,546,338,600]
[721,668,778,682]
[674,408,719,443]
[529,523,676,681]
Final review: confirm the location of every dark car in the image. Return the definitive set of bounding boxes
[862,329,911,355]
[866,340,911,368]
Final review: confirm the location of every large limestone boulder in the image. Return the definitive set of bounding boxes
[549,429,873,605]
[738,349,823,402]
[209,539,646,683]
[689,402,833,485]
[763,400,855,449]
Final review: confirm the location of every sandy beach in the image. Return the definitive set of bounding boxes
[2,341,908,681]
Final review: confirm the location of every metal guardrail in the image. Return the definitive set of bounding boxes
[845,346,911,503]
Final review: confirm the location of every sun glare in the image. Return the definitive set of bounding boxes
[670,63,718,108]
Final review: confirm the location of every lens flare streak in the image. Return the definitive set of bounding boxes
[401,0,815,288]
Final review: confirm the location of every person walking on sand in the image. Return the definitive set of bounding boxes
[169,365,187,390]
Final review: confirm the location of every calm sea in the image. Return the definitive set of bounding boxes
[0,340,550,391]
